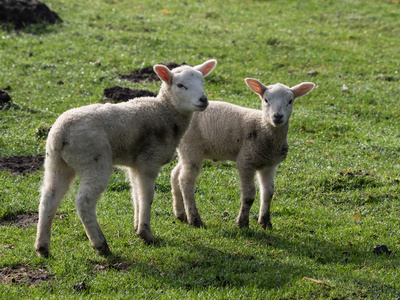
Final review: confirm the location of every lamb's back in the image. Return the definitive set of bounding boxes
[181,101,261,161]
[47,97,181,166]
[180,101,288,168]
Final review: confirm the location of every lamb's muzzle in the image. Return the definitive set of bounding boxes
[196,95,208,109]
[272,113,284,125]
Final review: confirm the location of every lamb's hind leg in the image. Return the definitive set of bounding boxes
[35,164,76,257]
[257,167,276,230]
[75,166,112,256]
[236,166,256,228]
[127,168,140,233]
[171,163,187,222]
[179,161,204,228]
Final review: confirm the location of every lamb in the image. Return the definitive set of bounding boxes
[34,59,217,257]
[171,78,315,229]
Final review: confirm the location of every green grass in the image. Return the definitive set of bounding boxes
[1,0,400,298]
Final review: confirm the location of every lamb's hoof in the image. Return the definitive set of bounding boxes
[258,216,272,230]
[236,217,249,229]
[137,230,156,245]
[237,222,249,229]
[188,217,205,228]
[175,214,188,223]
[259,221,273,230]
[35,246,50,258]
[94,242,111,256]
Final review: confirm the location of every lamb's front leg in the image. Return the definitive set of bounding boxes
[134,168,158,244]
[236,166,256,228]
[257,167,276,230]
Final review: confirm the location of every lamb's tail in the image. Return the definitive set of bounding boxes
[41,143,75,196]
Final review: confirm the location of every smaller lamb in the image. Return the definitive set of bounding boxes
[171,78,315,229]
[35,59,217,257]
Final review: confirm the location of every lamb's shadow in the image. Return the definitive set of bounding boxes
[104,233,311,291]
[218,223,369,266]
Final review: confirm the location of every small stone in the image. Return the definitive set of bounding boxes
[307,70,318,76]
[74,281,87,292]
[0,89,11,109]
[373,244,392,255]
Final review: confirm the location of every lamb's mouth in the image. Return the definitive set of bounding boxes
[272,119,286,127]
[195,104,208,110]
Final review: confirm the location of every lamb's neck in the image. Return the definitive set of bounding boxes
[158,92,194,138]
[261,116,290,140]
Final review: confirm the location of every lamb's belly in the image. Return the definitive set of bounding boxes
[201,139,239,161]
[252,155,285,170]
[204,150,238,162]
[112,148,174,167]
[112,155,135,167]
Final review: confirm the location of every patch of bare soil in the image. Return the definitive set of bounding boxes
[0,0,62,30]
[0,212,39,228]
[92,261,131,271]
[72,261,131,292]
[0,155,44,175]
[0,212,68,228]
[120,62,186,83]
[0,265,52,286]
[103,86,156,103]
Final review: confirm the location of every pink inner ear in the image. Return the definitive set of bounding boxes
[200,62,215,76]
[247,80,264,96]
[292,83,315,98]
[155,66,171,83]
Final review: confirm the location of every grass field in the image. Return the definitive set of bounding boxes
[1,0,400,298]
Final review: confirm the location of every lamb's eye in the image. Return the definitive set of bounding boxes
[177,83,187,89]
[264,98,269,104]
[288,99,293,105]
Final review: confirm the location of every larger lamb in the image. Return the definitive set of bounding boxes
[35,59,217,257]
[171,78,314,230]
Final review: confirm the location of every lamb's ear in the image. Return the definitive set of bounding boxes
[291,82,315,99]
[154,65,173,84]
[245,78,268,98]
[194,59,217,77]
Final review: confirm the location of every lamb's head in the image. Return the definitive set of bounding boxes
[154,59,217,113]
[245,78,315,127]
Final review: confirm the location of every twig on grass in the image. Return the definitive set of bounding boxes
[301,277,334,288]
[207,196,217,210]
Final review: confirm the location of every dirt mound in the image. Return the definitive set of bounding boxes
[0,0,62,30]
[0,156,44,175]
[0,265,52,286]
[120,62,186,83]
[103,86,156,103]
[0,212,68,228]
[0,212,39,228]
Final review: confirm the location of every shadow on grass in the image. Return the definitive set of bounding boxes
[97,231,311,292]
[218,223,389,266]
[128,252,303,291]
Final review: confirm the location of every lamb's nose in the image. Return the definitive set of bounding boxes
[274,113,283,121]
[199,95,208,104]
